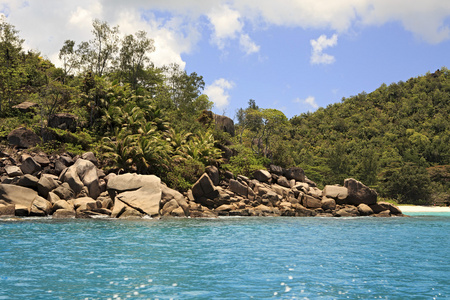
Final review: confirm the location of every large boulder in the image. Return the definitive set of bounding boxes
[205,165,220,186]
[322,185,348,202]
[284,167,306,182]
[229,179,248,197]
[344,178,377,205]
[107,173,160,194]
[48,113,77,132]
[116,186,161,218]
[253,169,271,183]
[62,159,100,199]
[37,176,59,198]
[302,195,322,209]
[20,157,42,175]
[7,127,41,148]
[213,113,235,137]
[191,173,216,199]
[160,185,189,216]
[0,184,38,208]
[5,166,23,177]
[52,182,75,200]
[12,101,39,113]
[30,196,52,216]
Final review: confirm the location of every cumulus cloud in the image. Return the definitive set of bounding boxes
[239,33,260,54]
[294,96,319,110]
[207,4,243,49]
[1,0,449,70]
[204,78,234,109]
[310,34,338,65]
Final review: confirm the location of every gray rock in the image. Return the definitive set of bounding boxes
[20,157,42,175]
[53,209,76,219]
[81,152,98,166]
[48,113,77,132]
[17,174,39,188]
[52,200,74,212]
[336,206,360,217]
[161,185,189,216]
[5,165,23,177]
[12,101,39,113]
[107,173,160,193]
[253,169,271,183]
[229,179,249,197]
[269,164,284,175]
[111,199,127,218]
[302,195,322,209]
[0,184,38,208]
[160,199,180,216]
[344,178,377,205]
[30,196,52,216]
[52,182,75,200]
[33,153,50,167]
[276,176,290,188]
[205,165,220,186]
[47,191,62,205]
[321,198,336,210]
[38,176,59,198]
[357,203,374,216]
[284,167,305,182]
[191,173,216,199]
[323,185,348,201]
[213,113,235,136]
[7,127,41,148]
[116,186,162,218]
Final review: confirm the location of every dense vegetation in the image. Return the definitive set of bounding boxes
[1,18,449,205]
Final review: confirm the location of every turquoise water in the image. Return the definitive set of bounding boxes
[1,215,449,299]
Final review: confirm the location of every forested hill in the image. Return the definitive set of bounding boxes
[0,18,448,205]
[285,69,450,205]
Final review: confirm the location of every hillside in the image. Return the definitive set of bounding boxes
[1,18,449,205]
[288,69,450,204]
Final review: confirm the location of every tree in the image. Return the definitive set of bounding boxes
[0,17,25,114]
[77,19,119,76]
[118,30,155,91]
[59,40,78,80]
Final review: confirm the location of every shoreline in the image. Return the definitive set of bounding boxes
[399,205,450,213]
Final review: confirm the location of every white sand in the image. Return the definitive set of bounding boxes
[399,205,450,213]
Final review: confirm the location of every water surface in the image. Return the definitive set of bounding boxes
[1,216,448,299]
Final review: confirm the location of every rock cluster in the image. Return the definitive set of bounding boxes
[0,150,188,219]
[188,166,403,218]
[0,149,403,219]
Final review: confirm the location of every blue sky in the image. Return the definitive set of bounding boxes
[2,0,450,119]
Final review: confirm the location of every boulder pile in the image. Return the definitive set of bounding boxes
[0,149,404,219]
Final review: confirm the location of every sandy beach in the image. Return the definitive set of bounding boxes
[399,205,450,213]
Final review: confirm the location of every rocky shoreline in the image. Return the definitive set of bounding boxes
[0,149,405,219]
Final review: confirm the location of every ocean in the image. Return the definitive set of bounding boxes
[1,214,449,299]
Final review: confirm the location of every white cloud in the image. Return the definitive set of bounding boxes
[207,4,243,49]
[310,34,338,65]
[239,33,260,54]
[294,96,319,110]
[204,78,234,109]
[1,0,450,72]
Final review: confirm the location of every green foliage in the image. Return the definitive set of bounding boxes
[223,144,270,178]
[379,162,432,205]
[164,158,205,192]
[1,17,449,205]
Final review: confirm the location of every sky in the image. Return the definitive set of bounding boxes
[1,0,450,120]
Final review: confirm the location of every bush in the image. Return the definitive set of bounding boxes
[164,158,205,192]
